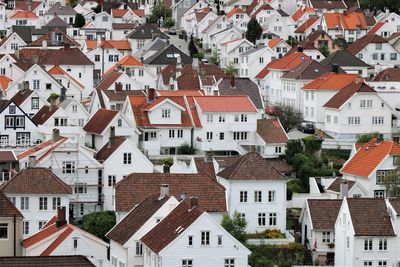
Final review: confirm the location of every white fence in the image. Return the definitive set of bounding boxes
[247,231,295,245]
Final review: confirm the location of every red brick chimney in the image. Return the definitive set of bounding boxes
[56,207,67,228]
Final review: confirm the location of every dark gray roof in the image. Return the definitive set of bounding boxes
[276,9,289,17]
[218,77,264,109]
[281,59,332,80]
[240,45,266,56]
[12,26,33,43]
[0,256,95,267]
[45,15,70,27]
[320,50,370,68]
[126,23,167,40]
[147,37,167,51]
[46,3,76,16]
[143,44,192,65]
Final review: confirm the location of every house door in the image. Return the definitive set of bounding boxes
[304,225,308,245]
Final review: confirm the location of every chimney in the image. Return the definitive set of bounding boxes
[176,54,182,77]
[97,35,102,48]
[192,57,200,72]
[42,40,47,49]
[109,126,115,145]
[22,81,29,91]
[14,50,19,59]
[52,128,60,143]
[147,88,156,103]
[56,207,67,228]
[343,10,347,16]
[297,46,304,52]
[64,43,71,51]
[32,55,39,64]
[340,180,349,199]
[159,184,169,200]
[60,87,66,103]
[190,196,198,208]
[115,82,122,92]
[332,63,339,73]
[28,155,36,168]
[230,75,235,88]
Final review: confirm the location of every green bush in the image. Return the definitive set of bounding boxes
[163,17,175,28]
[285,140,304,164]
[193,52,204,60]
[221,212,247,244]
[161,157,173,166]
[288,179,307,193]
[178,142,195,155]
[81,211,116,241]
[248,243,306,267]
[47,93,59,103]
[302,136,322,157]
[356,132,380,143]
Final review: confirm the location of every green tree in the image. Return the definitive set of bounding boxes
[221,212,247,244]
[73,13,86,28]
[163,17,175,28]
[246,18,263,44]
[269,104,303,132]
[47,93,59,103]
[356,132,380,143]
[318,46,330,57]
[383,163,400,197]
[148,2,172,24]
[92,5,102,13]
[224,62,238,75]
[285,139,304,164]
[179,142,195,154]
[81,211,116,241]
[211,48,221,65]
[188,35,198,57]
[360,0,400,12]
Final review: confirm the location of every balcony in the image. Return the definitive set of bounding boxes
[0,172,13,184]
[69,193,99,203]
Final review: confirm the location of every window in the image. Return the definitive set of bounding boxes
[268,191,275,202]
[33,80,40,90]
[117,119,122,127]
[177,129,183,138]
[269,212,277,226]
[139,69,144,76]
[233,132,247,140]
[327,115,331,123]
[31,97,39,109]
[94,55,100,62]
[108,55,119,62]
[108,175,116,187]
[11,43,19,50]
[21,197,29,210]
[54,118,67,126]
[219,132,225,140]
[52,197,60,210]
[240,191,247,202]
[390,53,397,60]
[39,197,48,210]
[46,83,52,90]
[375,190,384,198]
[364,239,373,251]
[111,257,117,266]
[188,235,193,246]
[207,114,213,122]
[348,117,360,125]
[372,116,384,125]
[378,261,387,267]
[23,221,29,235]
[259,57,264,64]
[123,153,132,164]
[80,203,84,215]
[218,235,222,245]
[72,105,77,112]
[241,114,247,122]
[234,114,239,122]
[182,259,193,267]
[38,221,47,229]
[346,236,350,248]
[0,223,8,239]
[224,258,235,267]
[372,53,378,60]
[201,231,210,245]
[169,129,175,138]
[162,109,171,118]
[8,197,15,205]
[322,231,331,243]
[334,116,338,124]
[218,115,225,122]
[360,100,372,108]
[254,191,262,202]
[125,84,131,90]
[258,213,266,226]
[275,146,282,154]
[376,43,382,50]
[206,132,213,141]
[378,239,387,251]
[135,242,143,255]
[364,261,372,266]
[62,161,76,173]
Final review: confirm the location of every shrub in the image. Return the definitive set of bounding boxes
[356,132,380,143]
[265,229,285,239]
[161,157,173,166]
[81,211,116,241]
[178,142,195,155]
[47,93,59,103]
[163,17,175,28]
[221,212,247,244]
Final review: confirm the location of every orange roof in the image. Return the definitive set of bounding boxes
[324,12,367,30]
[194,96,257,112]
[368,21,385,34]
[48,65,85,89]
[102,55,143,76]
[341,139,400,178]
[294,16,319,33]
[85,40,97,50]
[255,65,270,79]
[292,7,315,22]
[10,11,38,19]
[40,226,74,256]
[302,72,360,90]
[112,8,129,18]
[0,75,12,93]
[226,7,244,18]
[133,9,145,17]
[17,137,68,161]
[267,52,310,71]
[23,223,67,248]
[86,40,131,50]
[157,90,203,96]
[268,38,283,48]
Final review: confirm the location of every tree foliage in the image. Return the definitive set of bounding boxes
[148,2,172,24]
[211,48,221,65]
[360,0,400,12]
[81,211,116,241]
[188,35,198,57]
[221,212,247,244]
[356,132,380,143]
[73,13,86,28]
[248,243,306,267]
[285,140,304,164]
[269,104,303,132]
[92,5,102,13]
[47,93,59,103]
[383,163,400,197]
[224,62,238,75]
[163,17,175,28]
[246,18,262,44]
[179,142,195,154]
[318,46,330,57]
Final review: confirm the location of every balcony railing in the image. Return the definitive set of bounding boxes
[0,172,13,183]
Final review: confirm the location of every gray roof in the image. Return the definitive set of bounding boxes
[281,59,332,80]
[218,77,263,109]
[240,45,266,56]
[147,37,167,51]
[46,3,76,16]
[12,26,33,43]
[143,44,192,65]
[45,15,70,27]
[126,23,167,40]
[276,9,289,17]
[320,50,370,68]
[59,98,73,110]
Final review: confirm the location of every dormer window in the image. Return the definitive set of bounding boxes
[162,109,171,118]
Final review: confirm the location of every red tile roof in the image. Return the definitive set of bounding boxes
[133,9,145,17]
[324,12,367,30]
[0,256,95,266]
[194,96,257,112]
[257,119,288,144]
[10,11,38,19]
[17,137,68,161]
[96,71,123,90]
[95,136,127,162]
[0,168,72,195]
[141,200,203,253]
[103,55,144,76]
[217,152,286,180]
[0,190,23,218]
[48,65,85,89]
[341,139,400,178]
[252,4,274,18]
[302,72,360,90]
[83,108,118,134]
[10,88,33,106]
[255,65,270,79]
[157,90,203,96]
[226,7,245,18]
[40,226,74,256]
[347,34,387,55]
[267,51,310,71]
[292,7,315,22]
[323,81,374,109]
[368,21,385,34]
[115,173,227,212]
[307,199,342,230]
[267,38,283,48]
[32,105,59,125]
[111,8,128,18]
[294,16,319,33]
[0,75,12,93]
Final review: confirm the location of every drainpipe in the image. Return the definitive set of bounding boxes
[13,214,16,256]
